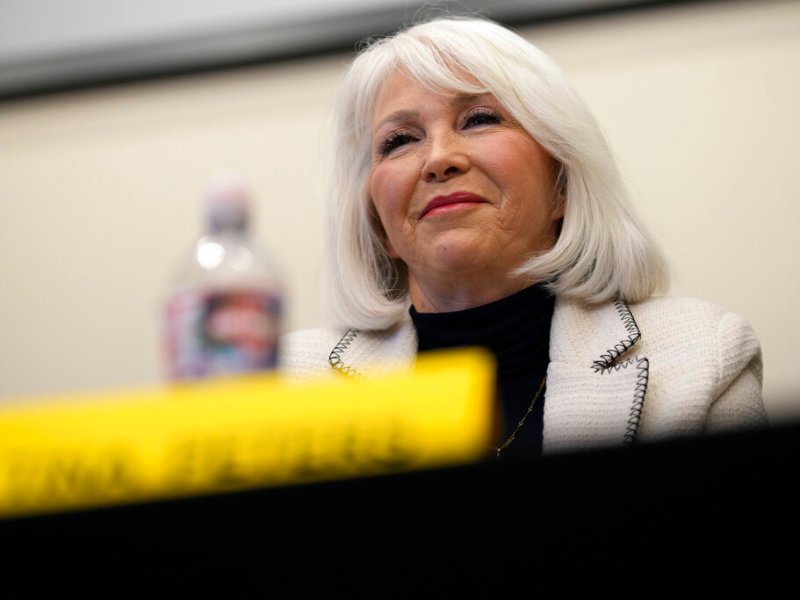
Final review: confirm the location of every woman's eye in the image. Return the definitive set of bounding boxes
[378,131,416,156]
[464,110,502,128]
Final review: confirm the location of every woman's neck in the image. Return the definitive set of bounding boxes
[408,271,537,313]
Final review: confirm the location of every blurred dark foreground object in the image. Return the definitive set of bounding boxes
[2,418,798,596]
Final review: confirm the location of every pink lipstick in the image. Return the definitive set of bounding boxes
[420,192,487,219]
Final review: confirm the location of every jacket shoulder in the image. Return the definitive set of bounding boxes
[629,296,761,376]
[629,295,736,325]
[628,295,766,431]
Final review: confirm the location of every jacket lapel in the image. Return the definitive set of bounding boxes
[543,297,649,453]
[327,320,417,379]
[328,297,650,454]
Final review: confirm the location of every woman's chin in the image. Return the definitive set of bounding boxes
[419,243,500,276]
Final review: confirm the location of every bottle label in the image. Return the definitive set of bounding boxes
[164,290,282,380]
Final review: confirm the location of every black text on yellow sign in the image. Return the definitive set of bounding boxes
[0,348,495,519]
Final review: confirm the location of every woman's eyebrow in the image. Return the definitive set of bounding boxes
[373,94,490,131]
[449,93,485,108]
[374,109,418,131]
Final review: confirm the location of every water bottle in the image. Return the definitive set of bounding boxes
[162,171,284,381]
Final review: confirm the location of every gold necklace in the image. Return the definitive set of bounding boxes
[493,375,546,458]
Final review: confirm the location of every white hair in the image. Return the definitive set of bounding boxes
[322,16,669,330]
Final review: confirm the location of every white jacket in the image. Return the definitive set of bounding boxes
[279,296,768,454]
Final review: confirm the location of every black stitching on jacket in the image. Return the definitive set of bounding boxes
[597,357,637,373]
[328,329,364,379]
[591,298,641,373]
[624,358,649,445]
[589,299,647,445]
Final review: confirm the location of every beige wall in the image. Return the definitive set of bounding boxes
[1,0,798,420]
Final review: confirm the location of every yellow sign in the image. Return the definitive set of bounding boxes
[0,348,495,519]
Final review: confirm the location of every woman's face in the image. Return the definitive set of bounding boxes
[368,71,564,310]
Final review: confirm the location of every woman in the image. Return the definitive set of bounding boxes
[279,16,768,458]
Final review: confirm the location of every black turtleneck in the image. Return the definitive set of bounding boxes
[409,283,554,459]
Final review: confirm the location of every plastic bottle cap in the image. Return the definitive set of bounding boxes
[205,170,251,233]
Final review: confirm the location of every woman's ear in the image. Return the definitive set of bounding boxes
[552,195,566,221]
[551,160,567,221]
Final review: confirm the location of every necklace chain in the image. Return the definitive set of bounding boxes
[493,375,546,458]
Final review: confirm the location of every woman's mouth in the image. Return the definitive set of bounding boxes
[420,192,488,219]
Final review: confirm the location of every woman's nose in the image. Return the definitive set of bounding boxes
[421,132,470,183]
